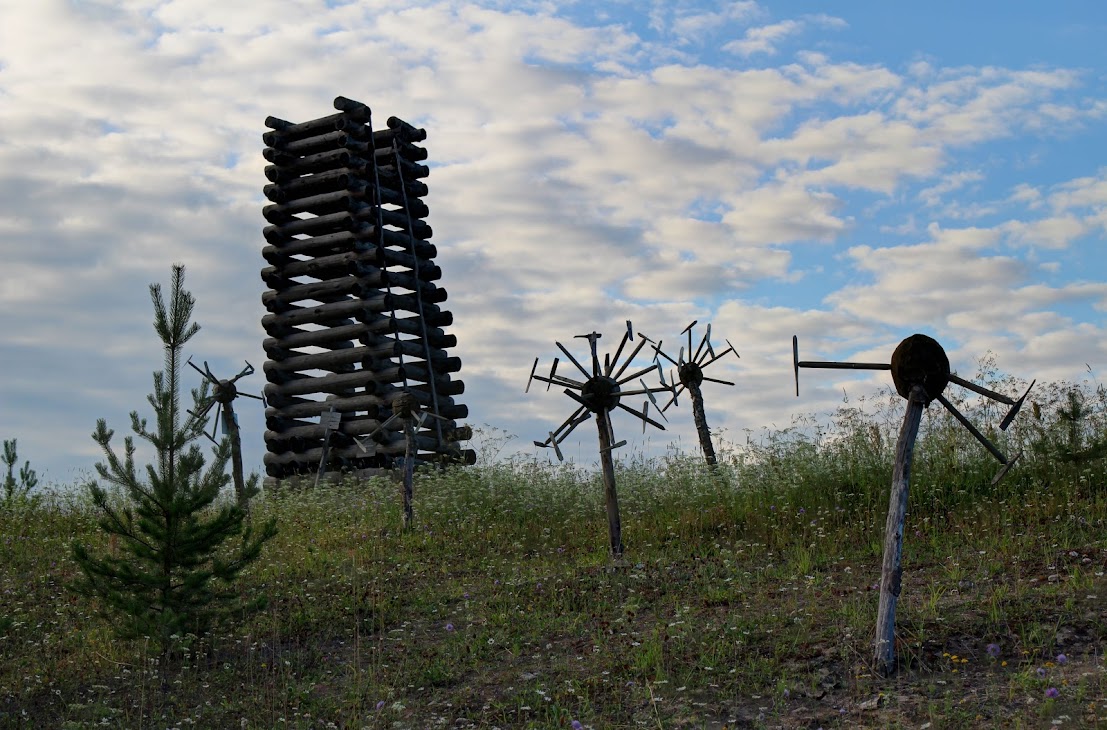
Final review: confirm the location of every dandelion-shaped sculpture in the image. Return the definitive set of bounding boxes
[526,321,672,557]
[640,320,740,466]
[188,359,265,512]
[353,391,465,529]
[793,333,1035,677]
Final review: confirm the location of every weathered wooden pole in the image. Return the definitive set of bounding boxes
[391,393,418,530]
[221,397,248,513]
[595,407,623,557]
[685,379,717,466]
[401,417,416,530]
[874,383,927,676]
[873,333,950,676]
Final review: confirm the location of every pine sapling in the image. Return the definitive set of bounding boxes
[2,438,39,508]
[70,264,277,656]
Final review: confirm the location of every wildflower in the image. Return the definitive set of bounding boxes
[375,701,385,711]
[986,643,1001,659]
[1046,687,1060,699]
[571,722,583,730]
[1037,667,1046,678]
[446,623,455,632]
[1057,653,1068,665]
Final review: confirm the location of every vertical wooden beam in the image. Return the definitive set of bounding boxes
[687,382,717,466]
[595,408,623,558]
[401,417,415,530]
[224,400,248,515]
[874,383,928,676]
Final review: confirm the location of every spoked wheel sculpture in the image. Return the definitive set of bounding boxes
[641,320,740,466]
[353,391,464,530]
[793,333,1035,676]
[187,359,265,513]
[526,321,672,558]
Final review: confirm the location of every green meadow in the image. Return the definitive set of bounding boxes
[3,372,1107,729]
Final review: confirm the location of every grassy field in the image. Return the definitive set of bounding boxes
[3,374,1107,728]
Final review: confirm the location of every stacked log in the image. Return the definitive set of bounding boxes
[260,96,474,478]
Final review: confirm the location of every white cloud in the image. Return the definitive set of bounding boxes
[723,19,801,57]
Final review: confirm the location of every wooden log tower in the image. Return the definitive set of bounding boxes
[260,96,474,480]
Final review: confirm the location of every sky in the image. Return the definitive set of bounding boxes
[1,1,1106,484]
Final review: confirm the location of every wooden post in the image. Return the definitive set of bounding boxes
[874,383,928,676]
[401,417,415,530]
[595,408,623,558]
[223,399,249,514]
[687,381,717,466]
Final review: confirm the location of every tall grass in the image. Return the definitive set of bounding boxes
[2,373,1107,728]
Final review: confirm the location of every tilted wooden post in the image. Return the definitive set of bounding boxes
[874,383,927,676]
[686,380,717,466]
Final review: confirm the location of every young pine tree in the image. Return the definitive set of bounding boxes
[2,438,39,507]
[70,265,276,654]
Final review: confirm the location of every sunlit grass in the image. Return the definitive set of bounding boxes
[3,375,1107,727]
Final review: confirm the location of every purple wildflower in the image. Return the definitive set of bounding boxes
[1036,667,1046,678]
[1056,653,1068,665]
[376,700,385,711]
[571,722,583,730]
[986,643,1001,659]
[1046,687,1060,699]
[446,623,455,632]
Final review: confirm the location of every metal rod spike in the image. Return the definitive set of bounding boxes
[611,337,650,381]
[935,392,1008,464]
[617,363,659,386]
[725,339,740,359]
[617,401,667,430]
[186,357,208,379]
[999,380,1036,431]
[525,357,539,393]
[609,329,632,376]
[948,373,1016,405]
[991,451,1022,485]
[793,335,800,396]
[556,341,591,379]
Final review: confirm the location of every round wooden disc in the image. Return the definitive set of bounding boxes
[678,362,704,387]
[890,334,950,402]
[581,375,621,412]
